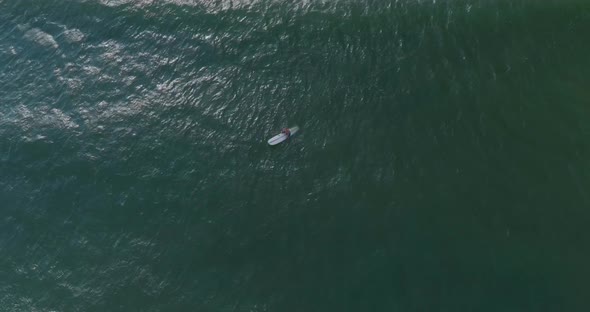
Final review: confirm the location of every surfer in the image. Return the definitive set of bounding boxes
[268,126,298,145]
[281,128,291,138]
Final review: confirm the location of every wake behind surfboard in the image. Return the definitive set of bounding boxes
[267,126,299,146]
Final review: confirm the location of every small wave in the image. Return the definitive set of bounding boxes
[62,28,86,43]
[49,108,79,130]
[23,28,59,50]
[0,46,18,55]
[98,0,136,7]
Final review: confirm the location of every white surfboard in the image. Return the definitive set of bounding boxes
[267,126,299,146]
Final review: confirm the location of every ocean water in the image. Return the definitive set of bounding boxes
[1,0,590,310]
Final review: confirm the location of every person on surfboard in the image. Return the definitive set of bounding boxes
[281,128,291,138]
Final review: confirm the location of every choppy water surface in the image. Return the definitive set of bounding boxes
[1,0,590,310]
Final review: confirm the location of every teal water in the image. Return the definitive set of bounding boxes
[1,0,590,310]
